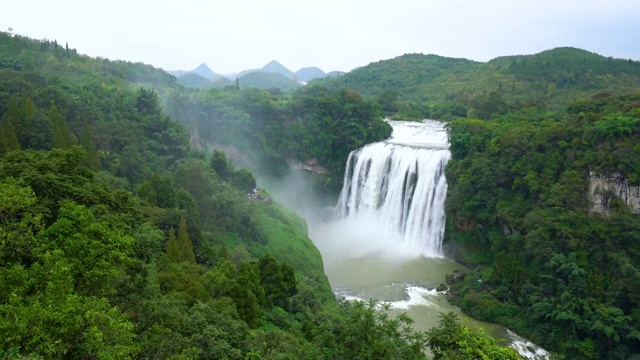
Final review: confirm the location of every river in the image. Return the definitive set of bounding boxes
[263,120,549,359]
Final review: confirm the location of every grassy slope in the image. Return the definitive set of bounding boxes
[218,200,334,297]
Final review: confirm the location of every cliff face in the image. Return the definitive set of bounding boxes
[285,158,328,175]
[588,171,640,215]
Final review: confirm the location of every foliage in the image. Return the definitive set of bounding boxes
[426,312,523,359]
[445,93,640,359]
[0,31,430,359]
[313,48,640,120]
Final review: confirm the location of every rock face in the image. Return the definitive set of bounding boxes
[589,171,640,215]
[285,158,327,175]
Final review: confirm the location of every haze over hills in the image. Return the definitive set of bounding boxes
[238,71,301,91]
[165,47,640,116]
[167,60,332,89]
[295,67,326,82]
[261,60,294,79]
[167,63,222,80]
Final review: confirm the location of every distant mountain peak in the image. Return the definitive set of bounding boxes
[186,63,219,80]
[195,63,212,71]
[265,60,283,67]
[295,67,327,82]
[261,60,293,78]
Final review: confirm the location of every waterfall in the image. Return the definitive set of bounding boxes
[335,120,451,257]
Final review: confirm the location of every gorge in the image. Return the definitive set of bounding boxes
[301,120,549,358]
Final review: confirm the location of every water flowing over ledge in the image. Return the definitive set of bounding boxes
[335,120,451,257]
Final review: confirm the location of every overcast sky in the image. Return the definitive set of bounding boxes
[3,0,640,74]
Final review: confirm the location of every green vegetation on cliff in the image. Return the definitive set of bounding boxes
[445,93,640,359]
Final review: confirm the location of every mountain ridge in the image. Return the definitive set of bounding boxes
[310,46,640,118]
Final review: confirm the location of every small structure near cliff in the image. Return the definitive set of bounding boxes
[589,171,640,215]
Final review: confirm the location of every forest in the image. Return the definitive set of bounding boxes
[313,49,640,121]
[301,43,640,359]
[295,47,640,358]
[0,31,524,359]
[444,93,640,359]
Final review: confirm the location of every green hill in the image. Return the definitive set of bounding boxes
[313,48,640,119]
[261,60,294,78]
[444,92,640,359]
[316,53,479,99]
[176,72,212,87]
[167,63,222,80]
[295,66,326,82]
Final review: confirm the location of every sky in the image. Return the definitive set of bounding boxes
[3,0,640,74]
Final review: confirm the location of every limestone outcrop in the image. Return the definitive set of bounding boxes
[588,171,640,215]
[285,158,327,175]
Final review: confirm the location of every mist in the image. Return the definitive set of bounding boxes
[257,120,452,276]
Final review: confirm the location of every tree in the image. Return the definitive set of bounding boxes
[426,312,523,360]
[177,216,196,264]
[166,226,179,261]
[48,101,75,149]
[135,87,161,116]
[228,263,264,328]
[231,168,256,193]
[378,89,398,112]
[0,199,138,359]
[79,120,100,170]
[258,255,298,309]
[330,299,428,359]
[136,174,177,208]
[2,117,20,152]
[2,95,21,152]
[211,150,234,180]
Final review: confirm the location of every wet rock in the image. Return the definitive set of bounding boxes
[445,274,455,284]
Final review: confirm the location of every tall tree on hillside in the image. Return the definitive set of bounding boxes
[1,118,20,152]
[0,126,6,154]
[167,217,196,264]
[2,95,21,152]
[211,150,234,180]
[135,87,161,116]
[80,120,101,170]
[166,227,179,262]
[14,96,53,150]
[177,216,196,264]
[48,102,75,149]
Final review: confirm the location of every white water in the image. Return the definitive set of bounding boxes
[318,120,548,358]
[508,330,551,360]
[265,119,548,358]
[335,120,451,256]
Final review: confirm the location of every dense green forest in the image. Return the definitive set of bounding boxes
[444,93,640,359]
[0,31,521,359]
[7,27,640,360]
[313,49,640,121]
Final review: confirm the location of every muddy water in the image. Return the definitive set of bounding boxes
[309,222,507,338]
